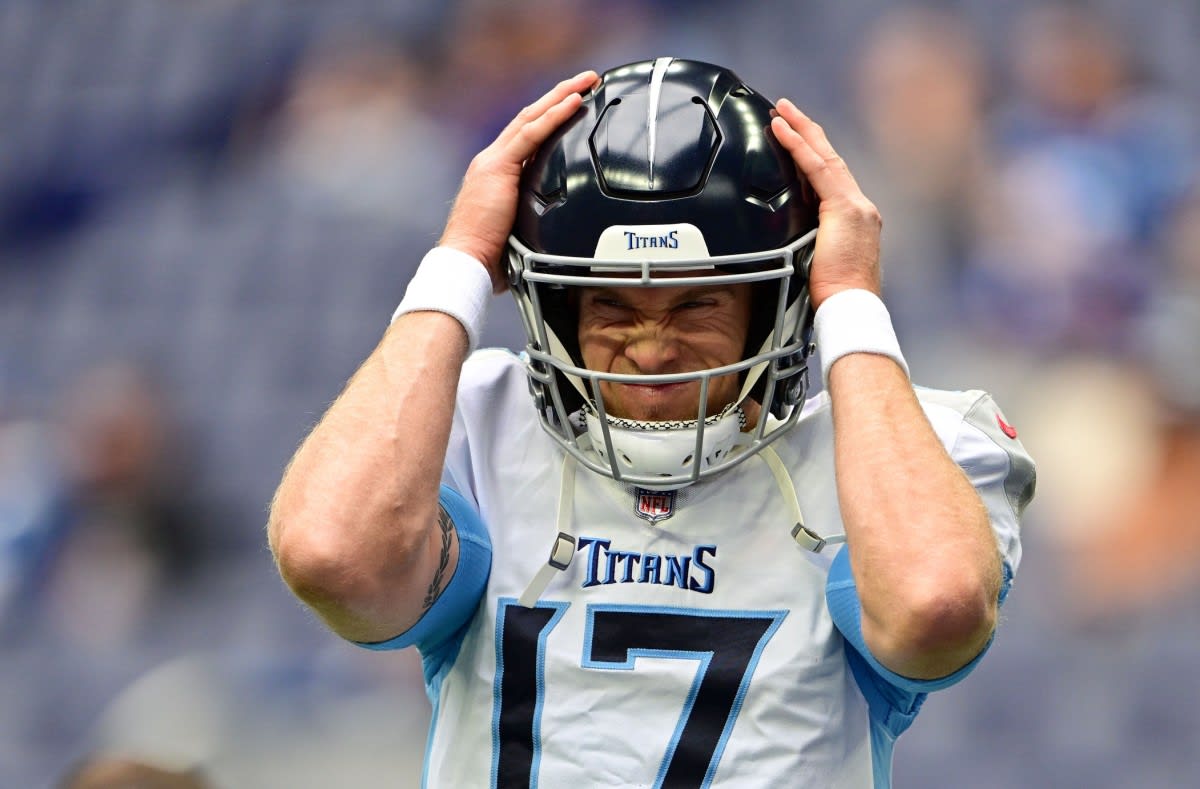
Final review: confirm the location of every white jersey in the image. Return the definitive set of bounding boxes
[366,350,1033,789]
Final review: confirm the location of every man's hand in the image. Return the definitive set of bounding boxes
[770,99,882,309]
[439,70,599,293]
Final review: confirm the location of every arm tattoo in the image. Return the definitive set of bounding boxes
[422,506,455,611]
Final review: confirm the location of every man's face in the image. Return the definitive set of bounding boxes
[576,280,753,422]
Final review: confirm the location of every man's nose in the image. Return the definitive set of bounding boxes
[623,323,680,373]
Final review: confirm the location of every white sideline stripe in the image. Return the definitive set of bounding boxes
[647,56,673,184]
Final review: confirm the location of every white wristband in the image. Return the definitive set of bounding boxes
[813,288,909,387]
[391,247,493,352]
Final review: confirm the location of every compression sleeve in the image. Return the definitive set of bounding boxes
[354,484,492,653]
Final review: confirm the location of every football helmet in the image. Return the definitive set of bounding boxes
[507,57,820,489]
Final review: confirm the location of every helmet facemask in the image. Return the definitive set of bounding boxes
[508,227,816,489]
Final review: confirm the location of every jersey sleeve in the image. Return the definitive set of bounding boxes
[951,392,1035,584]
[825,390,1036,736]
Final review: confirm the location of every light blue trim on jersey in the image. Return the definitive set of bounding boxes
[997,559,1014,607]
[826,546,1015,786]
[420,648,451,789]
[580,604,786,789]
[353,485,492,662]
[867,711,898,789]
[842,646,909,789]
[492,598,570,789]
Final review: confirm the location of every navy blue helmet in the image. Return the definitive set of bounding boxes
[507,57,820,489]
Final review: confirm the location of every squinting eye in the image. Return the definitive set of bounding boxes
[586,297,633,317]
[591,298,629,311]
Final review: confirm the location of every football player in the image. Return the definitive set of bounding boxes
[269,58,1035,787]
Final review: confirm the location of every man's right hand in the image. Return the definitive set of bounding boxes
[439,70,599,293]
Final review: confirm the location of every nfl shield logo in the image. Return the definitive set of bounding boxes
[634,488,676,524]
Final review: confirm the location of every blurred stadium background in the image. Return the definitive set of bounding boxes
[2,1,1199,786]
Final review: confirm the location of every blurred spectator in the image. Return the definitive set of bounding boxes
[2,361,212,650]
[0,403,63,632]
[845,6,992,355]
[0,360,220,787]
[1060,188,1200,621]
[68,648,429,789]
[1143,188,1200,418]
[239,34,464,231]
[430,0,654,148]
[962,3,1196,356]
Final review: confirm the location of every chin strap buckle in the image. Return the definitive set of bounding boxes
[790,522,846,554]
[791,523,826,552]
[518,532,576,608]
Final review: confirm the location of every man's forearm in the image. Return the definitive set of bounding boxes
[828,352,1000,679]
[268,311,468,643]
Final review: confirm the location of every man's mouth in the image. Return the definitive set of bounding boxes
[621,381,689,395]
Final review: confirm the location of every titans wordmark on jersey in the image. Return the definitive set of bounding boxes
[358,350,1032,789]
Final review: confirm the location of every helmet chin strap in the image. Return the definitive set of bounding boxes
[518,453,579,608]
[757,445,847,554]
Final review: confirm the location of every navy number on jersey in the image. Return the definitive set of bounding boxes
[494,600,786,788]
